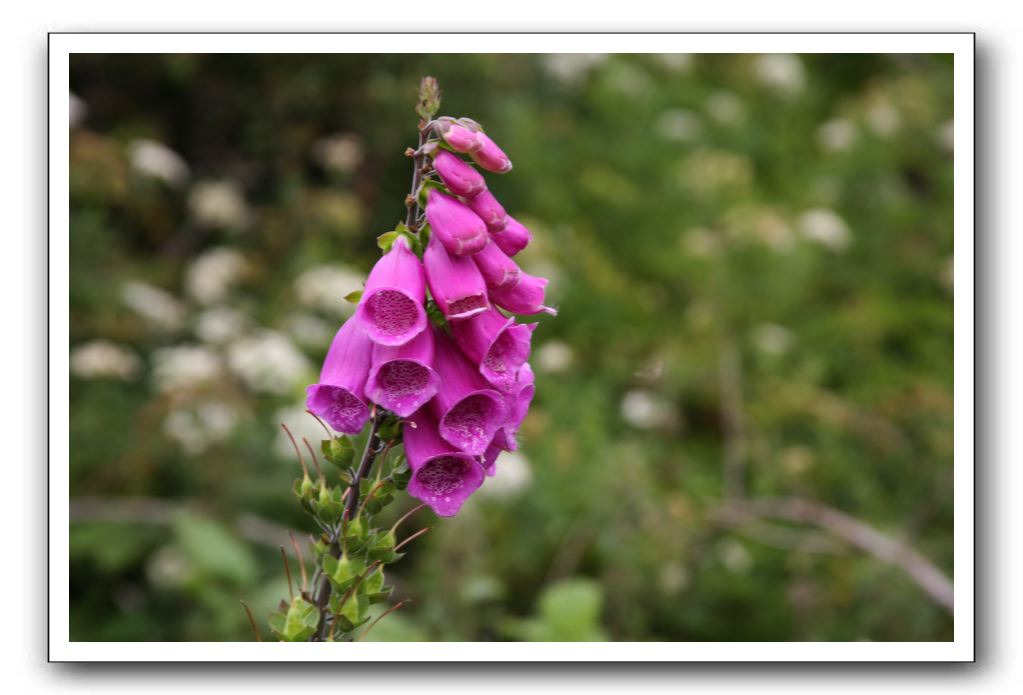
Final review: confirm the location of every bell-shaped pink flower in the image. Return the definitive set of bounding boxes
[403,407,485,517]
[450,308,535,392]
[432,150,485,198]
[305,319,373,434]
[435,117,483,153]
[472,239,521,290]
[466,190,507,231]
[429,328,509,456]
[481,443,501,477]
[355,234,428,347]
[491,363,535,453]
[489,215,533,257]
[423,232,489,321]
[364,327,439,417]
[490,271,557,316]
[470,132,513,173]
[424,189,488,256]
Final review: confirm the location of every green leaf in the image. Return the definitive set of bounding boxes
[172,513,257,586]
[377,231,398,251]
[274,596,320,642]
[344,289,363,304]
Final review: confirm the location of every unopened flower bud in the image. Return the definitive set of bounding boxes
[472,239,521,290]
[465,190,508,231]
[489,215,533,257]
[490,272,557,316]
[470,132,513,173]
[424,189,488,256]
[432,150,486,198]
[435,116,483,153]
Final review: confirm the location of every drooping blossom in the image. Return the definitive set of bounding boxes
[305,319,373,434]
[482,364,535,474]
[435,117,483,153]
[465,190,507,231]
[423,232,489,321]
[489,271,557,316]
[364,326,439,417]
[403,407,485,516]
[489,215,533,257]
[355,234,428,346]
[428,328,509,456]
[450,308,535,391]
[424,189,488,256]
[472,239,521,290]
[432,150,486,197]
[470,132,513,173]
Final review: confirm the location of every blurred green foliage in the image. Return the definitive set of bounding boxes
[69,52,954,642]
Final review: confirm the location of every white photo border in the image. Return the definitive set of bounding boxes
[50,31,974,662]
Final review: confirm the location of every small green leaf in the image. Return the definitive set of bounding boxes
[377,231,398,251]
[344,289,363,304]
[322,436,356,470]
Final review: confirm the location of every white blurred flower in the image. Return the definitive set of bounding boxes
[479,451,533,499]
[284,313,334,349]
[657,53,694,73]
[152,344,222,393]
[121,281,186,332]
[705,90,745,126]
[798,208,852,251]
[294,264,364,317]
[752,323,795,356]
[865,99,900,137]
[682,227,722,258]
[186,247,247,305]
[227,330,310,395]
[780,445,814,475]
[752,54,806,96]
[658,562,689,594]
[69,91,86,128]
[655,109,703,143]
[607,63,652,98]
[312,133,363,174]
[817,118,858,153]
[717,538,753,575]
[163,400,238,455]
[128,139,190,188]
[937,120,954,153]
[70,340,141,380]
[535,339,574,374]
[940,256,954,293]
[194,306,248,346]
[273,403,330,460]
[542,53,606,84]
[621,389,677,429]
[188,180,252,231]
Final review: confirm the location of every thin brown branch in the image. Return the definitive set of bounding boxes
[719,497,954,614]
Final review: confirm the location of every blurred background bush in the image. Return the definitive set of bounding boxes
[68,52,954,642]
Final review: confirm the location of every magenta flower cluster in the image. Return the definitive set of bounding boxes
[306,118,554,517]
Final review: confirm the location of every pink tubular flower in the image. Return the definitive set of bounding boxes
[490,271,557,316]
[423,232,489,321]
[429,328,509,456]
[450,308,535,392]
[472,239,521,290]
[355,234,428,347]
[492,363,535,453]
[364,327,439,417]
[305,319,373,434]
[424,189,488,256]
[489,215,533,257]
[432,150,486,198]
[470,132,513,173]
[435,117,483,153]
[466,190,508,231]
[403,408,485,516]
